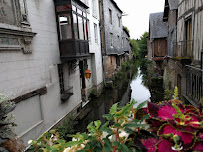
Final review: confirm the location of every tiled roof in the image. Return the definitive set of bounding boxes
[149,12,168,39]
[168,0,178,10]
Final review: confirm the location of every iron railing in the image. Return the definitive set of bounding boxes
[186,65,203,105]
[173,40,193,58]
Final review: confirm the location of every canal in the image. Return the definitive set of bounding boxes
[74,60,151,133]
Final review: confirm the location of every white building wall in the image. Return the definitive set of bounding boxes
[0,0,82,146]
[86,0,103,91]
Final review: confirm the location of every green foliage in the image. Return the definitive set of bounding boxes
[28,94,203,152]
[173,86,179,100]
[0,94,16,151]
[28,101,149,152]
[57,115,78,140]
[164,89,173,100]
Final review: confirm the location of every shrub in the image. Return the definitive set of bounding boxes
[0,94,25,152]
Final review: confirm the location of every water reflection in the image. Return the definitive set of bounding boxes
[75,62,152,132]
[130,68,151,107]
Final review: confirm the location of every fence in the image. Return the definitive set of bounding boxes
[186,65,203,105]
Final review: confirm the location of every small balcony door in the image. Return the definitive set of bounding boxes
[185,18,192,56]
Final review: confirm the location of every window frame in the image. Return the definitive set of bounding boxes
[110,33,113,47]
[58,64,65,94]
[109,9,112,24]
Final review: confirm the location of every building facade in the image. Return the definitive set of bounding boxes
[175,0,203,106]
[99,0,131,82]
[148,12,168,76]
[149,0,203,106]
[163,0,178,91]
[0,0,103,145]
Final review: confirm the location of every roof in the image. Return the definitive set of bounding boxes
[149,12,168,39]
[168,0,178,10]
[123,27,130,37]
[110,0,123,13]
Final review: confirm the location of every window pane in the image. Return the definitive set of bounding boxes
[59,14,72,40]
[87,20,90,42]
[84,19,87,40]
[94,23,98,43]
[72,5,76,12]
[73,13,78,39]
[78,16,84,40]
[77,8,82,15]
[109,9,112,24]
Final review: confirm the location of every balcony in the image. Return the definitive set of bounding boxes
[185,65,203,106]
[173,40,193,59]
[59,39,89,61]
[54,0,90,62]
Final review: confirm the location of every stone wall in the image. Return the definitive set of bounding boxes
[102,0,123,55]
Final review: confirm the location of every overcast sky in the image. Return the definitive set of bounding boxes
[115,0,165,39]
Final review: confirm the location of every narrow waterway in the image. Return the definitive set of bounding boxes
[74,64,151,133]
[131,68,151,107]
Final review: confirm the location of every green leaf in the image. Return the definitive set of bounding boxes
[124,127,134,134]
[123,123,147,128]
[65,141,79,147]
[103,114,113,120]
[113,141,121,149]
[99,126,113,134]
[87,122,96,133]
[122,104,133,115]
[114,123,121,128]
[140,114,149,122]
[94,120,101,129]
[110,103,118,115]
[137,101,147,109]
[103,138,112,152]
[120,143,132,152]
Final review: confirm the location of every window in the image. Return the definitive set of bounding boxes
[94,23,98,43]
[117,36,120,48]
[78,16,84,40]
[73,13,78,39]
[92,0,97,16]
[0,0,28,25]
[110,56,113,65]
[118,16,120,27]
[110,33,113,47]
[19,0,28,23]
[109,9,112,24]
[59,14,72,40]
[58,64,65,93]
[87,20,91,42]
[122,37,124,47]
[185,18,192,54]
[56,4,88,41]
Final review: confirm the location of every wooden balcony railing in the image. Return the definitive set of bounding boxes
[186,65,203,106]
[173,40,193,58]
[59,39,90,61]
